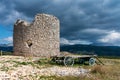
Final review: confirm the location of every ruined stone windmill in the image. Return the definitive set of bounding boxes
[13,14,60,57]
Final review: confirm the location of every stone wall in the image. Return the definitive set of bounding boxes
[13,14,60,57]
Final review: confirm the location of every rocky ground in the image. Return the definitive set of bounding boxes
[0,56,90,80]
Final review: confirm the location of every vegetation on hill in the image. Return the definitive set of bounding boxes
[1,44,120,56]
[0,46,13,52]
[0,51,119,80]
[60,44,120,56]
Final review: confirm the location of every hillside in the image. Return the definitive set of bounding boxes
[0,44,120,56]
[60,44,120,56]
[0,46,13,52]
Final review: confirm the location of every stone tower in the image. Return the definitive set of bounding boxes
[13,14,60,57]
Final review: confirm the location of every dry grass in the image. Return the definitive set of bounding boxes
[91,65,107,74]
[89,58,120,80]
[30,58,120,80]
[53,58,120,80]
[0,55,119,80]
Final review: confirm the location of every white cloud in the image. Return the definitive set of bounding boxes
[3,10,32,25]
[3,36,13,42]
[103,0,110,5]
[0,3,6,13]
[53,0,69,3]
[60,38,71,45]
[70,39,92,45]
[98,31,120,46]
[2,10,21,25]
[81,28,108,34]
[60,38,92,45]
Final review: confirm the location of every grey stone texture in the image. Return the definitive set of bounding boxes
[13,14,60,57]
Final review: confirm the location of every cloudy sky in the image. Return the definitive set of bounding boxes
[0,0,120,46]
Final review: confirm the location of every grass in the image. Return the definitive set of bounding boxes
[89,58,120,80]
[0,65,9,71]
[12,61,35,67]
[34,58,120,80]
[1,51,13,55]
[28,75,82,80]
[11,58,54,69]
[0,52,119,80]
[19,58,120,80]
[98,56,120,59]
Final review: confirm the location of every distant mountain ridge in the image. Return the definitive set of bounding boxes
[0,46,13,52]
[0,43,13,47]
[0,43,13,52]
[0,44,120,56]
[60,44,120,56]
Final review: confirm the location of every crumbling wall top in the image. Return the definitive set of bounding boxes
[14,19,30,27]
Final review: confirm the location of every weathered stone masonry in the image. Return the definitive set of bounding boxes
[13,14,60,57]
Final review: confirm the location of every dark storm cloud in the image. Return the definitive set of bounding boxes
[1,0,120,45]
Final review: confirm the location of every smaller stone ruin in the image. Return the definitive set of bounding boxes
[13,14,60,58]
